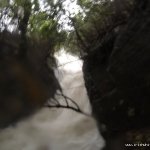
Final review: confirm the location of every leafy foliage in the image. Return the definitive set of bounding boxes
[65,0,134,56]
[0,0,67,53]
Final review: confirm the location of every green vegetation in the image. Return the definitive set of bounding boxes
[0,0,67,53]
[1,1,150,148]
[64,0,134,56]
[0,0,133,55]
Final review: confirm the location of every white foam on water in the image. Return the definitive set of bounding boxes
[0,51,105,150]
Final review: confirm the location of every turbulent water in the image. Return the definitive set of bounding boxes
[0,52,105,150]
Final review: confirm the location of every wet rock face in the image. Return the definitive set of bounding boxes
[0,31,59,128]
[82,0,150,138]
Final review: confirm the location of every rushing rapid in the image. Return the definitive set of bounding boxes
[0,51,105,150]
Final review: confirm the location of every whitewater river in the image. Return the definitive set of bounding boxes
[0,51,105,150]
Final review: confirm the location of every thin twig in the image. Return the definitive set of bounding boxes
[46,103,90,117]
[57,58,81,68]
[45,91,90,117]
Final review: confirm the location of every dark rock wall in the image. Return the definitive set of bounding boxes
[83,0,150,148]
[0,31,60,128]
